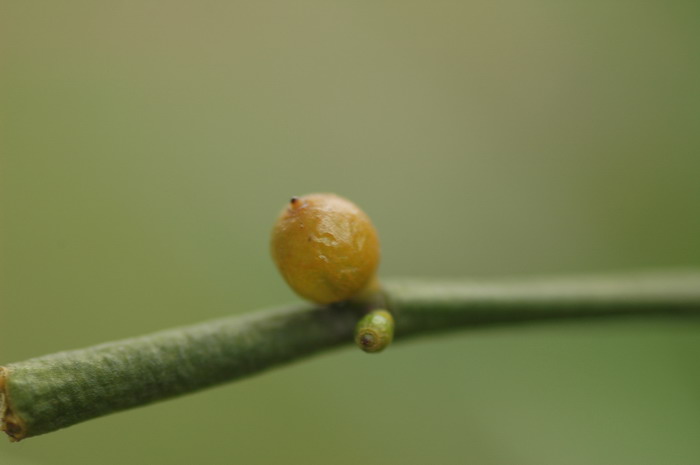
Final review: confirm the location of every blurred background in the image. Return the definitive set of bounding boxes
[2,1,700,464]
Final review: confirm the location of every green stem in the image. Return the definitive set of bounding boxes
[3,270,700,441]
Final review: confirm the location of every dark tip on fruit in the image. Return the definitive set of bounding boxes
[290,196,299,205]
[360,333,375,348]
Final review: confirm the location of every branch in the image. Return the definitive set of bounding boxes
[3,270,700,441]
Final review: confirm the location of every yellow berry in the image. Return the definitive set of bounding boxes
[270,193,380,305]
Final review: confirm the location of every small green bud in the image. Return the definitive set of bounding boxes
[354,310,394,353]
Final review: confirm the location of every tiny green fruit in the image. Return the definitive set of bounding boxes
[355,310,394,353]
[270,193,380,305]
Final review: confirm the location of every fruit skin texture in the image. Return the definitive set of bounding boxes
[270,193,380,305]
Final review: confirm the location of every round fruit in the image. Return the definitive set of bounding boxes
[354,309,394,353]
[270,193,380,305]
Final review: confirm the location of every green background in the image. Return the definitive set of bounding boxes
[2,1,700,464]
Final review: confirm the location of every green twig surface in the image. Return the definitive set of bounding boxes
[2,270,700,441]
